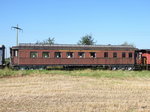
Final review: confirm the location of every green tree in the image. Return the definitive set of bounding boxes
[36,37,55,45]
[78,34,96,45]
[121,41,135,47]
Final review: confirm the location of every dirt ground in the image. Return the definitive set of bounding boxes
[0,74,150,112]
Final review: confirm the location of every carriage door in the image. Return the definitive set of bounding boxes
[0,50,2,65]
[141,56,147,65]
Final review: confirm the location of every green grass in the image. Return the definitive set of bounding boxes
[0,68,150,78]
[0,68,29,77]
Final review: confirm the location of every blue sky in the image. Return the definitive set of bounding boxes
[0,0,150,51]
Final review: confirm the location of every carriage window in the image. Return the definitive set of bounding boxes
[78,52,85,58]
[42,52,49,58]
[113,52,117,58]
[67,52,74,58]
[122,52,126,58]
[30,52,38,58]
[55,52,61,58]
[90,52,96,58]
[13,50,18,57]
[104,52,108,58]
[129,52,132,58]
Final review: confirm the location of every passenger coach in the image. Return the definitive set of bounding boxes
[0,45,5,68]
[10,43,137,70]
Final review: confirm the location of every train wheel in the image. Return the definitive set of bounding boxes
[127,67,133,71]
[112,66,117,70]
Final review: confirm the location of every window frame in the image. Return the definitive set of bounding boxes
[66,52,74,58]
[30,51,38,58]
[113,52,117,58]
[55,52,62,58]
[90,52,96,58]
[78,52,85,58]
[104,52,108,58]
[129,52,133,58]
[42,52,50,58]
[13,50,18,57]
[122,52,126,58]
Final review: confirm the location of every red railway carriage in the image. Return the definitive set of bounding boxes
[135,49,150,70]
[10,43,137,70]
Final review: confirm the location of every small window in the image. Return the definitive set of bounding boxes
[42,52,49,58]
[13,50,18,57]
[104,52,108,58]
[113,52,117,58]
[122,52,126,58]
[67,52,74,58]
[30,52,38,58]
[78,52,85,58]
[90,52,96,58]
[129,52,132,58]
[55,52,61,58]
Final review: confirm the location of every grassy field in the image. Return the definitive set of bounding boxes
[0,69,150,112]
[1,68,150,78]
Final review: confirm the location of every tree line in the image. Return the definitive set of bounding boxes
[36,34,96,45]
[36,34,135,47]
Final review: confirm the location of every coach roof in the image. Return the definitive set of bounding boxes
[11,43,137,51]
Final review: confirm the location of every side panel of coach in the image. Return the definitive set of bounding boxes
[0,45,5,68]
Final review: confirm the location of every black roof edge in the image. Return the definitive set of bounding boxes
[136,49,150,52]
